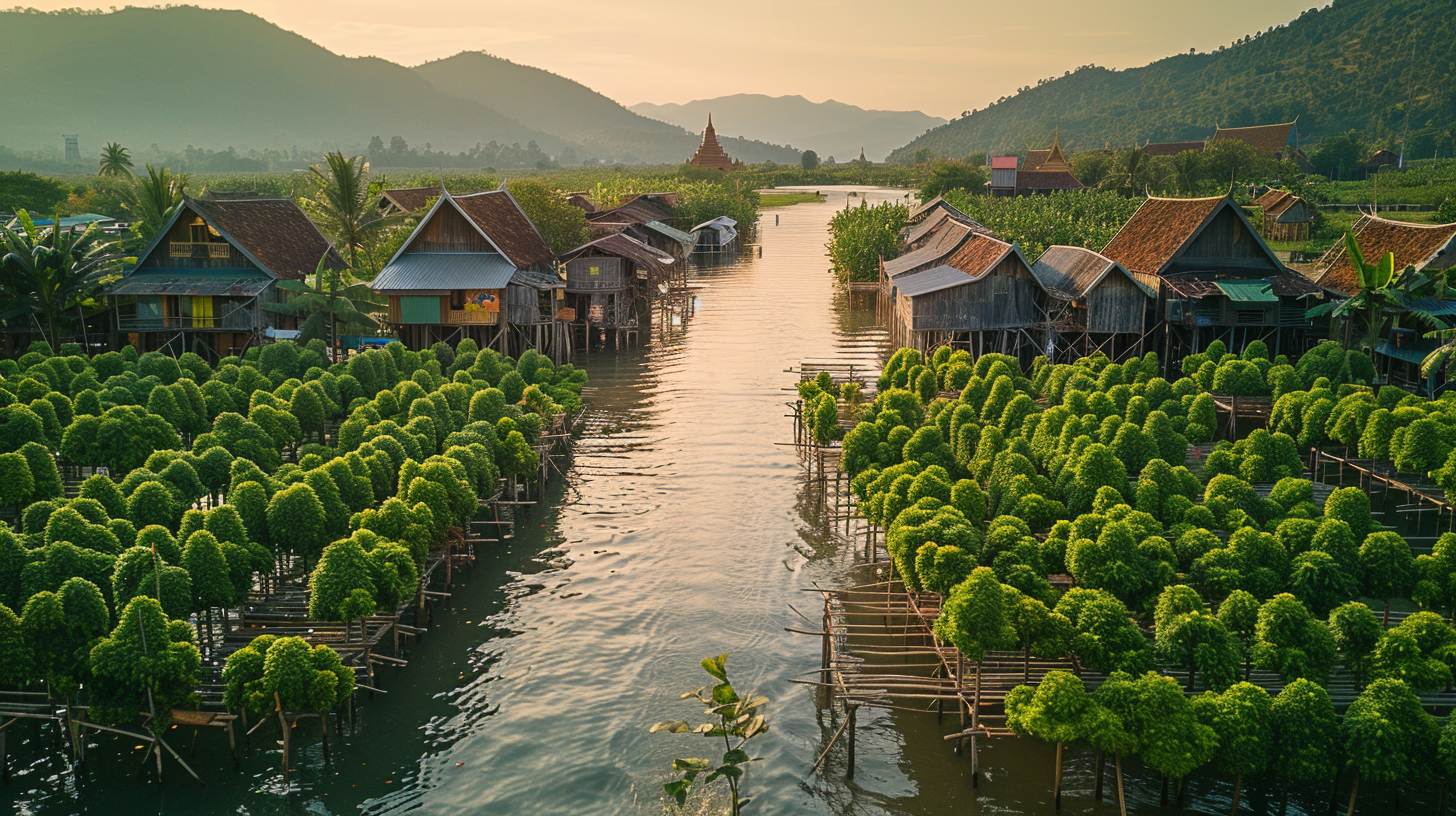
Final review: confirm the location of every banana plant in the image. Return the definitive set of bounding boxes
[262,250,384,352]
[1307,230,1446,353]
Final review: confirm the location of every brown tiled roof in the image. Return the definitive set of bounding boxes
[1100,195,1226,276]
[944,233,1015,279]
[1315,215,1456,295]
[566,193,596,213]
[1022,149,1051,171]
[380,186,441,214]
[1255,189,1307,221]
[1143,140,1206,157]
[1212,122,1295,154]
[1031,245,1155,299]
[561,233,674,273]
[450,190,554,268]
[1016,170,1084,191]
[188,197,345,278]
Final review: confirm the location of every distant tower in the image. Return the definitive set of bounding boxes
[687,115,740,171]
[62,135,80,162]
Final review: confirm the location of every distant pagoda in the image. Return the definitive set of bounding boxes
[687,115,740,171]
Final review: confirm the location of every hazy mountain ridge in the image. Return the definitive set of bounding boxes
[888,0,1456,163]
[0,7,799,165]
[631,94,946,162]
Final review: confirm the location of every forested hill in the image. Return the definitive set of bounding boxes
[413,53,799,165]
[0,7,798,165]
[888,0,1456,163]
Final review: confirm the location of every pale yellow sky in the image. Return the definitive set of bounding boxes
[47,0,1321,118]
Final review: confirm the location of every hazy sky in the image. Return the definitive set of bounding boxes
[45,0,1320,118]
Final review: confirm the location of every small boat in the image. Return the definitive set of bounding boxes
[690,216,738,254]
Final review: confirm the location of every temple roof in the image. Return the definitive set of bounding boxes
[1212,122,1296,153]
[1315,214,1456,295]
[688,115,738,171]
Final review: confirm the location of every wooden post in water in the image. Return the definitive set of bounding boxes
[845,705,857,779]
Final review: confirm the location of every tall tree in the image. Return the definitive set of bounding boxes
[300,152,394,273]
[934,566,1016,771]
[0,212,122,345]
[1342,678,1439,815]
[1270,678,1340,816]
[1194,682,1274,816]
[98,142,134,178]
[262,252,381,350]
[126,163,185,239]
[1004,671,1100,807]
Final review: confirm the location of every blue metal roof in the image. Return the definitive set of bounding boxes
[372,252,516,293]
[895,264,974,297]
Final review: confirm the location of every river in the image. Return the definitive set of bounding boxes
[8,186,1379,816]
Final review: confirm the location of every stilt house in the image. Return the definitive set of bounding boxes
[107,196,345,357]
[889,233,1049,357]
[559,233,673,351]
[1030,246,1158,362]
[1254,189,1313,242]
[1100,194,1322,365]
[371,188,567,358]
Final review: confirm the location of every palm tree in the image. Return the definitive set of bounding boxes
[262,250,383,351]
[300,152,398,275]
[0,211,123,346]
[98,143,134,178]
[1171,151,1202,194]
[127,163,186,239]
[1101,146,1164,196]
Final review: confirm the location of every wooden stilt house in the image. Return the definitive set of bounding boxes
[371,188,567,359]
[106,196,345,358]
[1030,245,1159,362]
[888,233,1051,361]
[1099,194,1322,368]
[559,233,674,351]
[1254,189,1313,242]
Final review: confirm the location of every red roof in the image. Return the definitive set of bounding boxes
[991,156,1019,169]
[450,190,553,269]
[1315,215,1456,295]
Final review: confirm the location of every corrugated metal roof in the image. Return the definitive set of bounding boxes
[1405,298,1456,316]
[1215,281,1279,302]
[1375,341,1430,365]
[641,220,694,246]
[372,253,516,293]
[511,268,566,290]
[895,265,973,297]
[109,272,271,297]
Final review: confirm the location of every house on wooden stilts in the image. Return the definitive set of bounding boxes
[1099,194,1322,370]
[888,233,1051,363]
[1030,245,1160,363]
[559,233,674,351]
[876,217,984,324]
[371,187,567,359]
[107,196,345,358]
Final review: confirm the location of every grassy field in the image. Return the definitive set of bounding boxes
[757,191,825,207]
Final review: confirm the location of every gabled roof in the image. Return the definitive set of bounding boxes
[1212,122,1296,153]
[448,190,554,269]
[1315,214,1456,295]
[1031,245,1156,299]
[910,195,958,221]
[587,195,674,225]
[905,206,989,246]
[1255,189,1309,222]
[1022,149,1051,172]
[560,233,675,273]
[126,197,344,282]
[1016,170,1083,191]
[943,233,1016,278]
[1142,140,1206,157]
[894,264,979,297]
[1101,195,1279,278]
[380,186,442,214]
[885,220,976,278]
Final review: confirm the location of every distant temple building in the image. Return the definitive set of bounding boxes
[687,115,741,171]
[989,131,1083,197]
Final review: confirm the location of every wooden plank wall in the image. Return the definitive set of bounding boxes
[1086,273,1148,334]
[906,254,1037,332]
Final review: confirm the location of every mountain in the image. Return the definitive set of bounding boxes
[631,95,946,162]
[888,0,1456,163]
[413,53,799,165]
[0,7,798,165]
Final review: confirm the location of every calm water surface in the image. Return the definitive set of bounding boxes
[7,186,1381,816]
